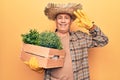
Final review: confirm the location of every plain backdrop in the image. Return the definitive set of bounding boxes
[1,0,120,80]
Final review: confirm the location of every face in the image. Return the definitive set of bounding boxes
[55,13,73,33]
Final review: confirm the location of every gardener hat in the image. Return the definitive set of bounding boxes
[44,3,82,20]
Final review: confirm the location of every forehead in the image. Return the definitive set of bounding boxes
[56,13,71,18]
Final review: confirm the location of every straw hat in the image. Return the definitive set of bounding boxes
[44,3,82,20]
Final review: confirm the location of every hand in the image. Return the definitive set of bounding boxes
[73,9,93,30]
[24,57,44,73]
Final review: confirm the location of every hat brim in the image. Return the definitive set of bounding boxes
[44,3,82,20]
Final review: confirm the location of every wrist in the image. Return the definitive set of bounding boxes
[88,24,96,31]
[86,21,94,30]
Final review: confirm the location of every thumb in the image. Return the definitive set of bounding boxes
[24,61,29,65]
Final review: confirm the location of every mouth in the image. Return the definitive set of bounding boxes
[59,23,67,27]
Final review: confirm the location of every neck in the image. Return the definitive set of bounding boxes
[56,31,69,37]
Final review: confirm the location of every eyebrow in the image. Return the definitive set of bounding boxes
[55,13,72,19]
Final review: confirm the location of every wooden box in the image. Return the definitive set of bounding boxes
[20,43,65,69]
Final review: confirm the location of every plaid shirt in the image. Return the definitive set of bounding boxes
[44,26,108,80]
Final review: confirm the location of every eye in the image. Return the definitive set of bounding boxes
[65,16,70,19]
[57,16,62,19]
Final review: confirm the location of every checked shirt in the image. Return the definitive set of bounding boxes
[44,26,108,80]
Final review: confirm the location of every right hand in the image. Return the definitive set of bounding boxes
[24,57,44,73]
[73,9,94,30]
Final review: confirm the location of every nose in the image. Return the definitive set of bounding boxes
[61,18,66,23]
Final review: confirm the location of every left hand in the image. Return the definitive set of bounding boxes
[24,57,44,73]
[73,9,93,30]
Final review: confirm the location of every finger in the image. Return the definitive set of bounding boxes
[33,58,37,68]
[73,11,81,19]
[38,68,44,73]
[75,20,85,28]
[75,18,83,23]
[77,23,84,28]
[77,9,84,18]
[29,57,33,68]
[30,57,36,69]
[24,61,29,65]
[34,58,39,69]
[80,10,86,16]
[80,10,89,19]
[33,57,38,69]
[74,18,80,23]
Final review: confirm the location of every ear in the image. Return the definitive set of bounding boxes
[71,19,73,22]
[70,19,73,24]
[55,18,57,23]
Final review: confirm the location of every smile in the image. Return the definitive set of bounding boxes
[59,24,67,26]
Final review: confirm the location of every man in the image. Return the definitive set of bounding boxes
[28,3,108,80]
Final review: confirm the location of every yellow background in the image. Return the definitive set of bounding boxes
[1,0,120,80]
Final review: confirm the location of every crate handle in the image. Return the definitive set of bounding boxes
[50,55,59,60]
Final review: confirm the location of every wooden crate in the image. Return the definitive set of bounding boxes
[20,43,65,69]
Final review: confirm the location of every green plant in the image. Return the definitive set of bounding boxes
[39,31,63,50]
[21,29,63,50]
[21,29,40,45]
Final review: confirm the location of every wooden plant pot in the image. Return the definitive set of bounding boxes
[20,43,65,69]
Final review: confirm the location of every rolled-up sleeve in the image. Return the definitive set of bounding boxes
[86,25,109,48]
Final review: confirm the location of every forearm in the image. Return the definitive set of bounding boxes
[88,25,109,47]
